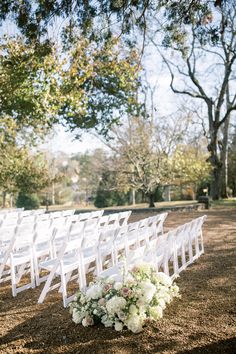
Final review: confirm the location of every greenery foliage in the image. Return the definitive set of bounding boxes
[16,193,40,210]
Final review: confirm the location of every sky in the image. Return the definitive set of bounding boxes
[41,126,108,155]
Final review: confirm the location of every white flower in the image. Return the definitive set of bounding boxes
[117,311,126,321]
[131,261,152,274]
[156,272,172,286]
[101,315,113,327]
[136,296,146,307]
[114,321,123,331]
[82,316,94,327]
[114,282,122,291]
[105,276,115,284]
[86,284,103,300]
[72,309,82,324]
[106,296,127,316]
[126,314,144,334]
[149,306,163,320]
[158,298,166,309]
[171,284,180,297]
[140,281,156,303]
[129,304,138,315]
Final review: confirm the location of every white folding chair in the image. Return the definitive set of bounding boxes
[113,225,128,263]
[147,212,168,239]
[79,228,100,288]
[49,211,63,219]
[33,220,56,285]
[62,209,75,217]
[0,224,35,296]
[97,228,119,273]
[118,210,132,226]
[38,238,84,307]
[32,209,46,216]
[0,225,17,283]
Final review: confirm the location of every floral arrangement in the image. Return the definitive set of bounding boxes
[70,262,180,333]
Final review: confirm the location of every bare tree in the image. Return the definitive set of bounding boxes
[152,2,236,199]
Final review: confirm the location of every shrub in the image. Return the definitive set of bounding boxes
[16,192,40,210]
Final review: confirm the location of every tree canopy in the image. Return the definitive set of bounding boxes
[0,0,224,43]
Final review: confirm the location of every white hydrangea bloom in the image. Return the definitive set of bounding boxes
[86,284,103,300]
[140,281,156,303]
[106,296,127,316]
[126,314,144,333]
[114,321,123,331]
[129,304,138,315]
[149,306,163,320]
[72,309,82,324]
[156,272,172,286]
[82,316,94,327]
[114,282,122,291]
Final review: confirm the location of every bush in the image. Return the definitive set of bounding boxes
[16,192,40,210]
[94,189,129,208]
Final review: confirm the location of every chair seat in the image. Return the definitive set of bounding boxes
[82,247,97,263]
[4,250,32,266]
[35,242,51,257]
[39,253,80,274]
[99,263,123,282]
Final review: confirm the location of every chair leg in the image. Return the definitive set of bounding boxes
[30,256,35,289]
[61,272,68,308]
[10,262,17,297]
[38,269,57,304]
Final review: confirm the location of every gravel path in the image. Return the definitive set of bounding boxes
[0,209,235,354]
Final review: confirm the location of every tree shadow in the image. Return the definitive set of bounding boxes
[177,337,236,354]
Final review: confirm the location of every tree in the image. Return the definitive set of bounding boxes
[171,145,211,199]
[0,38,60,137]
[0,118,50,207]
[59,38,140,136]
[0,1,224,44]
[0,36,140,137]
[154,1,236,199]
[105,115,186,207]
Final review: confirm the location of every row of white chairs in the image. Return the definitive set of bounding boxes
[0,209,46,227]
[1,212,206,308]
[0,210,105,289]
[100,215,207,285]
[37,212,167,307]
[0,210,135,300]
[0,208,24,214]
[0,209,78,228]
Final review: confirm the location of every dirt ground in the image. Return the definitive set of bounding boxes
[0,209,235,354]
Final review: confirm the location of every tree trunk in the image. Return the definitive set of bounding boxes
[210,165,222,200]
[148,193,155,208]
[10,193,14,208]
[132,189,136,205]
[221,87,231,198]
[51,181,55,205]
[232,181,236,197]
[2,191,6,208]
[207,129,222,200]
[163,185,171,201]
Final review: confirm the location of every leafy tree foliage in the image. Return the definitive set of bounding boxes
[0,36,140,137]
[59,38,140,136]
[16,193,40,210]
[0,0,224,43]
[0,38,59,137]
[0,118,50,206]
